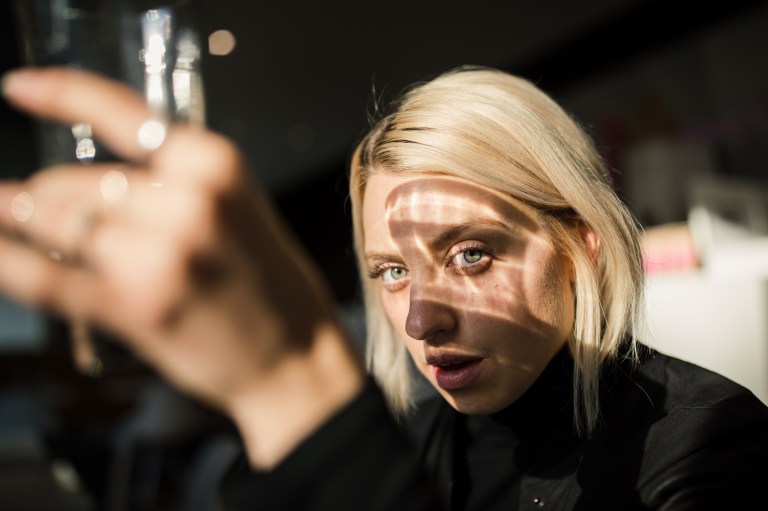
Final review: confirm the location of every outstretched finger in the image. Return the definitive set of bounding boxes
[0,233,98,319]
[2,67,152,161]
[2,67,246,192]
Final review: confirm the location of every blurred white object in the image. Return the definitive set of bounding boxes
[645,270,768,406]
[644,174,768,405]
[687,175,768,277]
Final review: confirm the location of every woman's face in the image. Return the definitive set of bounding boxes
[362,172,575,414]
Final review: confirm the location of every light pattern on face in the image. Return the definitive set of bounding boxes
[363,173,574,414]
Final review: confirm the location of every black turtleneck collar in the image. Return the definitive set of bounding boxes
[456,347,580,510]
[485,345,576,431]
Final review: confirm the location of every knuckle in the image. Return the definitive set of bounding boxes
[153,128,245,190]
[162,189,217,245]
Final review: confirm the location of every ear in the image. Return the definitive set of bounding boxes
[576,220,600,263]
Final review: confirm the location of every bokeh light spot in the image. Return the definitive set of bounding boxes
[208,30,236,56]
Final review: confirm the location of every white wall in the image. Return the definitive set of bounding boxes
[644,263,768,406]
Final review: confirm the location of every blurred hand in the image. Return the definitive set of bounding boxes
[0,67,363,467]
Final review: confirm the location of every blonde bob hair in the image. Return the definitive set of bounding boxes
[349,66,644,434]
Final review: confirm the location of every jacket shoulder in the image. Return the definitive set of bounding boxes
[608,345,768,507]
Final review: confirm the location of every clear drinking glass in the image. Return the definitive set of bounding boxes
[12,0,206,376]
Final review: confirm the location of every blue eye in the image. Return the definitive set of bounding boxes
[447,245,492,275]
[383,267,408,282]
[452,248,484,266]
[463,249,483,264]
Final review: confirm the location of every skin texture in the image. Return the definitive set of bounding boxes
[363,172,575,414]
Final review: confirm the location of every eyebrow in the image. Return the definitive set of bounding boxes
[427,219,509,253]
[365,252,404,267]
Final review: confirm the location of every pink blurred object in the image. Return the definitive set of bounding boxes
[642,222,700,274]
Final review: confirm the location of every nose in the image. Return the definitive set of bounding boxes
[405,284,457,341]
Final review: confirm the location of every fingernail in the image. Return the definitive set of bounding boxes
[0,70,14,96]
[1,68,35,98]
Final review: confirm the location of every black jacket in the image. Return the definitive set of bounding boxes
[222,344,768,510]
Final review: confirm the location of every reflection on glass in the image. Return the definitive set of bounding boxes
[173,29,205,125]
[141,9,170,114]
[71,122,95,162]
[140,7,205,128]
[13,0,205,377]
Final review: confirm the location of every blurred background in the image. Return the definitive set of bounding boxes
[0,0,766,509]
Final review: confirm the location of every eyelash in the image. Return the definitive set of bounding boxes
[367,264,401,280]
[368,242,494,288]
[446,243,493,274]
[368,263,410,291]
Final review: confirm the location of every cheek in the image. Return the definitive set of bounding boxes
[528,253,573,337]
[402,337,425,372]
[380,290,429,370]
[380,289,410,339]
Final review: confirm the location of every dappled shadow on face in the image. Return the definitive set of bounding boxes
[367,174,575,414]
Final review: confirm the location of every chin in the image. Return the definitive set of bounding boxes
[440,390,518,416]
[435,372,536,415]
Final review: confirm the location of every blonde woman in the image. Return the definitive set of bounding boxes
[1,66,766,510]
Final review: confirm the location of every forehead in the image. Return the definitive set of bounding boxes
[362,173,539,244]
